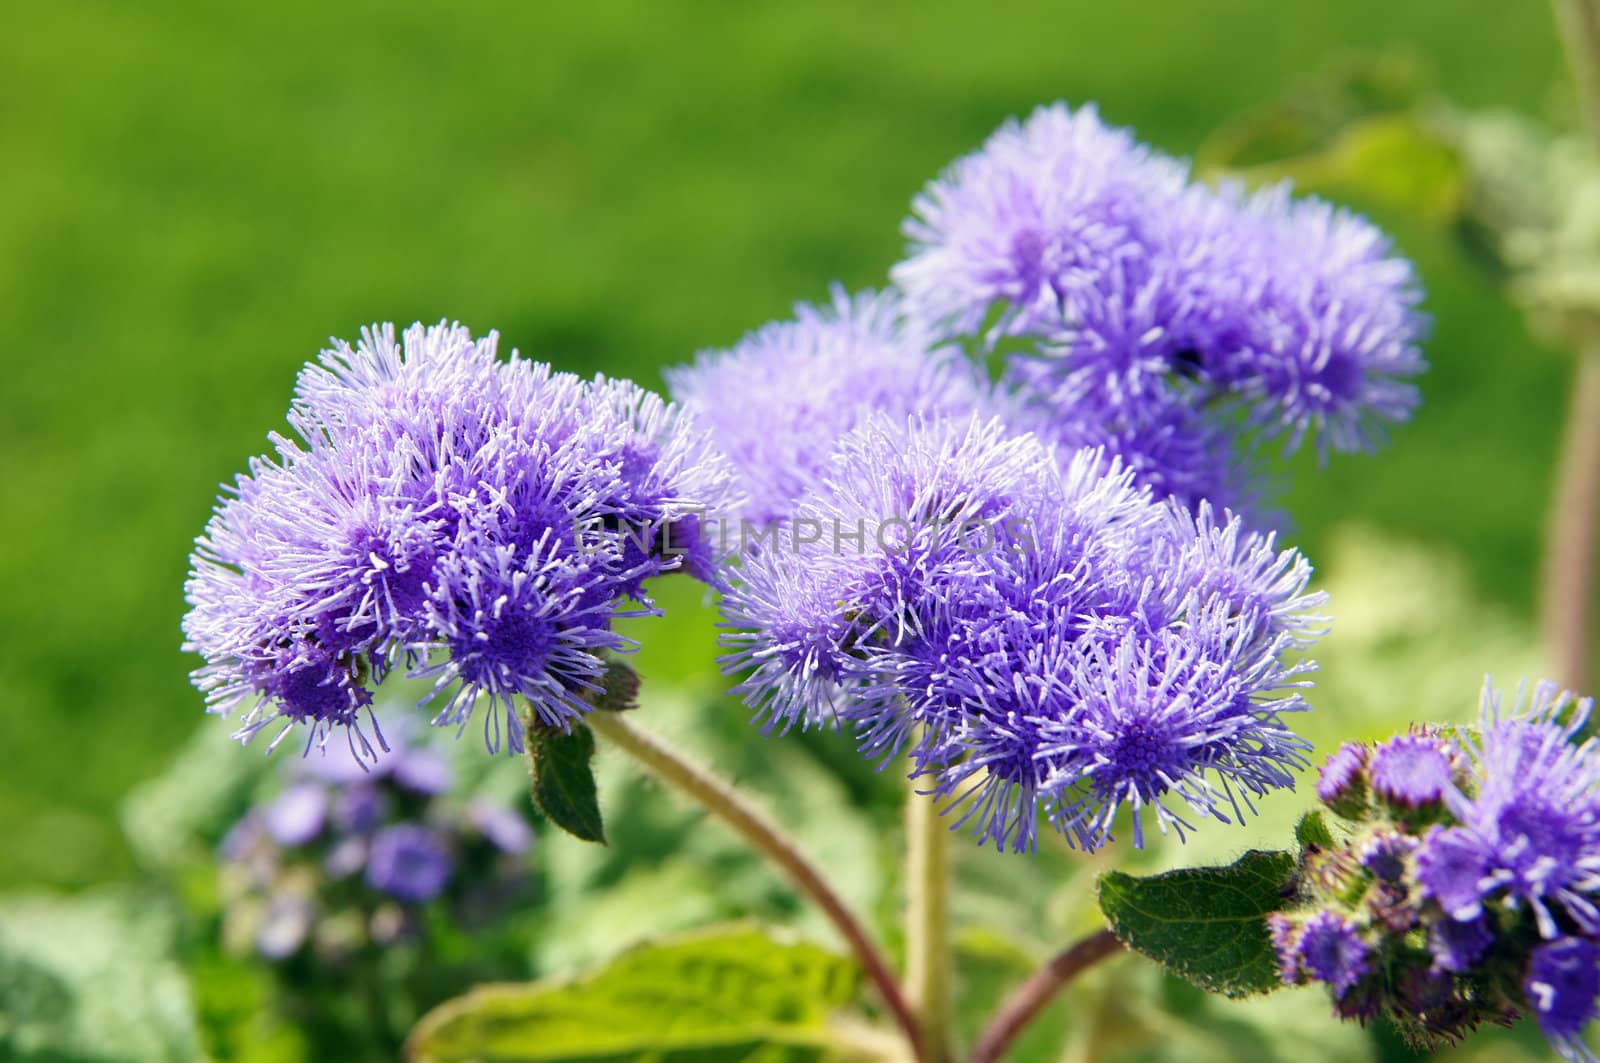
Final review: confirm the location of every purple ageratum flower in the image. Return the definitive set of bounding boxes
[183,322,735,755]
[720,413,1320,852]
[1296,911,1372,995]
[1369,732,1456,808]
[894,102,1187,343]
[1223,187,1427,457]
[892,103,1425,516]
[1525,938,1600,1060]
[366,824,454,904]
[1418,680,1600,939]
[666,287,991,527]
[1039,612,1311,850]
[1318,742,1369,808]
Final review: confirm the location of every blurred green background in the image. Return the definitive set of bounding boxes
[0,0,1577,910]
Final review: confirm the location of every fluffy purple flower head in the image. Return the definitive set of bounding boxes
[721,413,1320,852]
[1226,187,1427,456]
[1296,911,1372,996]
[895,102,1186,342]
[183,322,737,756]
[366,824,454,904]
[666,287,992,527]
[1418,680,1600,939]
[1525,938,1600,1059]
[893,102,1425,517]
[1369,732,1456,808]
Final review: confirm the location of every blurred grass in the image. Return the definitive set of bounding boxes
[0,1,1573,888]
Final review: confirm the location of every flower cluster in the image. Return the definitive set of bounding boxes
[219,723,536,962]
[667,286,994,527]
[720,412,1323,852]
[894,102,1427,515]
[1272,680,1600,1060]
[183,322,738,755]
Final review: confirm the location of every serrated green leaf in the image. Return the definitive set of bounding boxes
[528,722,606,844]
[406,924,860,1063]
[1097,850,1297,999]
[1295,810,1334,853]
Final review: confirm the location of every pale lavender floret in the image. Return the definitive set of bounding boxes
[324,835,368,879]
[256,895,316,959]
[391,749,453,796]
[261,783,328,847]
[470,799,534,855]
[1296,911,1371,995]
[720,413,1320,852]
[1369,732,1456,807]
[1525,938,1600,1061]
[666,287,991,527]
[366,824,454,904]
[1417,680,1600,939]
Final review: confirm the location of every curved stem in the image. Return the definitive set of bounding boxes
[583,710,925,1062]
[970,928,1124,1063]
[1542,350,1600,692]
[905,782,951,1063]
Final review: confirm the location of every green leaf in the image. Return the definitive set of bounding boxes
[1294,810,1334,853]
[528,721,606,844]
[406,924,860,1062]
[0,889,205,1062]
[1097,850,1297,999]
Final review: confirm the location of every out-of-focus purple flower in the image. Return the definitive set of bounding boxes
[469,799,534,855]
[667,287,992,527]
[1359,832,1417,884]
[366,824,454,904]
[1525,938,1600,1057]
[1369,733,1455,808]
[336,784,386,835]
[256,895,316,959]
[261,784,328,846]
[324,836,368,880]
[391,750,452,797]
[1430,915,1495,974]
[721,414,1320,852]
